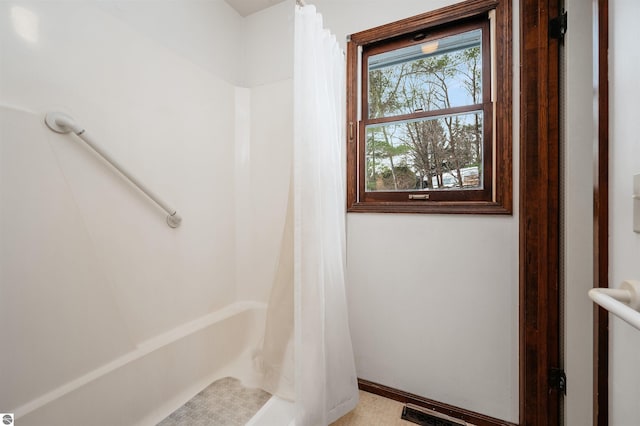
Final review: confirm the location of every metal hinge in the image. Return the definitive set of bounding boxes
[549,368,567,394]
[550,11,568,41]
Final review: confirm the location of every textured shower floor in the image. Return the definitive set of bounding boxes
[157,377,271,426]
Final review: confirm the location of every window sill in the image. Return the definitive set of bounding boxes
[346,200,512,215]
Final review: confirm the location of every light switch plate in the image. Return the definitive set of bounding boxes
[634,174,640,233]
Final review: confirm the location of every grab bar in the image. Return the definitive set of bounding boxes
[45,112,182,228]
[589,280,640,331]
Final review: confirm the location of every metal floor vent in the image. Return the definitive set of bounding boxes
[401,404,468,426]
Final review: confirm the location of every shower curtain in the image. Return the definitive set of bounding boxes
[292,4,359,425]
[257,4,359,426]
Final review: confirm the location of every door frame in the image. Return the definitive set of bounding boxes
[519,0,563,423]
[593,0,609,424]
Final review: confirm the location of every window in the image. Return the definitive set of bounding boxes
[346,0,512,214]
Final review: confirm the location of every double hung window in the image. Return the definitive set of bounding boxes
[346,0,512,214]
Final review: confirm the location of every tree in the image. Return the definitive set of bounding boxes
[366,126,412,190]
[459,46,482,163]
[366,42,483,190]
[368,64,409,118]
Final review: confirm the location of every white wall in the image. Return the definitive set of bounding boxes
[313,1,519,421]
[236,1,294,302]
[237,3,518,419]
[609,0,640,423]
[0,0,243,414]
[97,0,244,85]
[240,1,294,87]
[563,0,595,423]
[0,0,605,422]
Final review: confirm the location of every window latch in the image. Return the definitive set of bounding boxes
[409,194,430,200]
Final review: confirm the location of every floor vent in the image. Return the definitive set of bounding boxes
[401,403,468,426]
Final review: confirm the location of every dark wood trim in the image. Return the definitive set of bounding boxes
[519,0,562,424]
[593,0,609,424]
[346,40,358,211]
[361,17,488,59]
[358,379,517,426]
[347,199,511,214]
[365,104,486,127]
[348,0,498,45]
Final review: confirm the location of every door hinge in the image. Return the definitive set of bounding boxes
[549,368,567,394]
[550,11,568,41]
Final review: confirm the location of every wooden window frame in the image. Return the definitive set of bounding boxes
[346,0,512,214]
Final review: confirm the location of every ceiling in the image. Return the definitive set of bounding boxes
[224,0,287,17]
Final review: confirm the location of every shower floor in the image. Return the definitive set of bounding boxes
[157,377,271,426]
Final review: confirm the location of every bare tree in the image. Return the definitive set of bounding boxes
[366,44,483,190]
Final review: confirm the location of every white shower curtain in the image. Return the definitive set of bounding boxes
[293,5,359,425]
[257,5,359,424]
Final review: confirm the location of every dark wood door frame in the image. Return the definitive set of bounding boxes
[521,0,611,423]
[519,0,562,424]
[593,0,609,424]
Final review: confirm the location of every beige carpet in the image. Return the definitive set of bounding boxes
[331,391,415,426]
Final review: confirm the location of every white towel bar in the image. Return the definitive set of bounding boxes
[589,280,640,331]
[45,112,181,228]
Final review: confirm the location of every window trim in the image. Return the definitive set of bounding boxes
[361,18,492,203]
[346,0,512,214]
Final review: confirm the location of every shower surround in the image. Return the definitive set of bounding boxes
[0,1,297,424]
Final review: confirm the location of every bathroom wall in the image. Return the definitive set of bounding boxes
[312,0,519,421]
[609,0,640,422]
[304,2,599,422]
[235,2,294,302]
[0,0,605,423]
[563,0,595,422]
[0,0,243,414]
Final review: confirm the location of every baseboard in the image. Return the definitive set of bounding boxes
[357,378,517,426]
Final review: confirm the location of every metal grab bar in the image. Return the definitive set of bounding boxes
[45,112,182,228]
[589,280,640,331]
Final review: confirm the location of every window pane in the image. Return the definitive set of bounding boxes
[368,29,482,119]
[365,111,483,192]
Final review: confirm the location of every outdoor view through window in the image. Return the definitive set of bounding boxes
[365,27,486,193]
[347,2,512,214]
